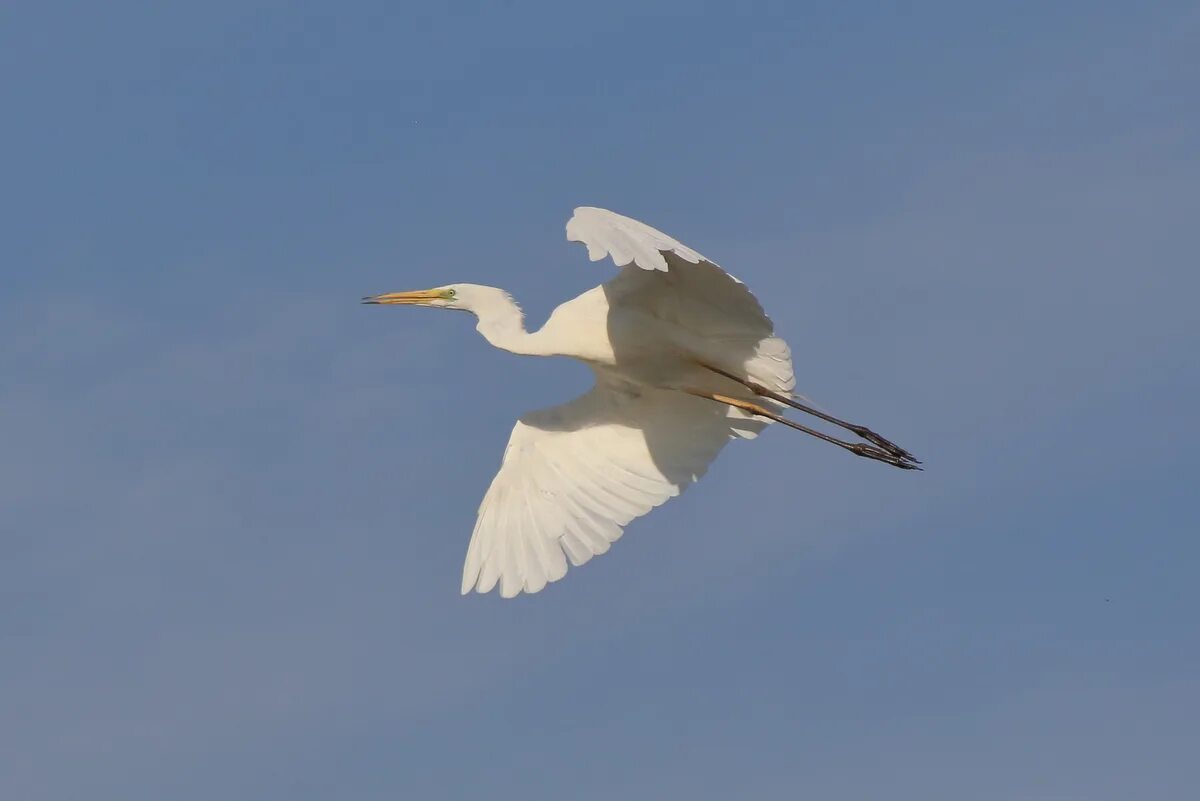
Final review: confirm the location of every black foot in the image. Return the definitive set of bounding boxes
[849,425,921,465]
[845,442,923,470]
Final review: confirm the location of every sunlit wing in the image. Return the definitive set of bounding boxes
[461,380,767,598]
[566,206,795,394]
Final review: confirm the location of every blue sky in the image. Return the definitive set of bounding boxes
[3,1,1198,798]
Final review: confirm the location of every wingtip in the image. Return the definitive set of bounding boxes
[460,567,480,596]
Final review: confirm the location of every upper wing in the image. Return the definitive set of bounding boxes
[462,380,767,598]
[566,206,708,272]
[566,206,772,333]
[566,206,794,394]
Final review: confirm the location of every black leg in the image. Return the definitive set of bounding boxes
[700,363,920,465]
[685,390,922,470]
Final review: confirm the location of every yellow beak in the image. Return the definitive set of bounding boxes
[362,289,446,306]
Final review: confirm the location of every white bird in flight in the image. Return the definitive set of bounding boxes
[365,207,919,598]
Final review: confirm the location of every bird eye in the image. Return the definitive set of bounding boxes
[445,288,456,298]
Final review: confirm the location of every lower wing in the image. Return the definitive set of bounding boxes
[462,380,766,598]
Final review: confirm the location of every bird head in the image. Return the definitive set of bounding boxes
[362,284,464,310]
[362,284,521,320]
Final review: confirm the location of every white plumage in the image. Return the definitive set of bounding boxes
[364,207,918,598]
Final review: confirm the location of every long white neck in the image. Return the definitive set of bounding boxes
[467,288,549,356]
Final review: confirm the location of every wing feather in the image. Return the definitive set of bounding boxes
[566,206,704,270]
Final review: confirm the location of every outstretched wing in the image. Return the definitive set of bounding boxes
[566,206,709,272]
[566,206,794,394]
[462,380,766,598]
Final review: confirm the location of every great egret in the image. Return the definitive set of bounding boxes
[365,207,918,598]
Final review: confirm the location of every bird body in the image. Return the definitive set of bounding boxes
[365,207,918,598]
[452,274,794,401]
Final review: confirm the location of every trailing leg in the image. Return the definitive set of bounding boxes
[700,363,920,464]
[683,389,921,470]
